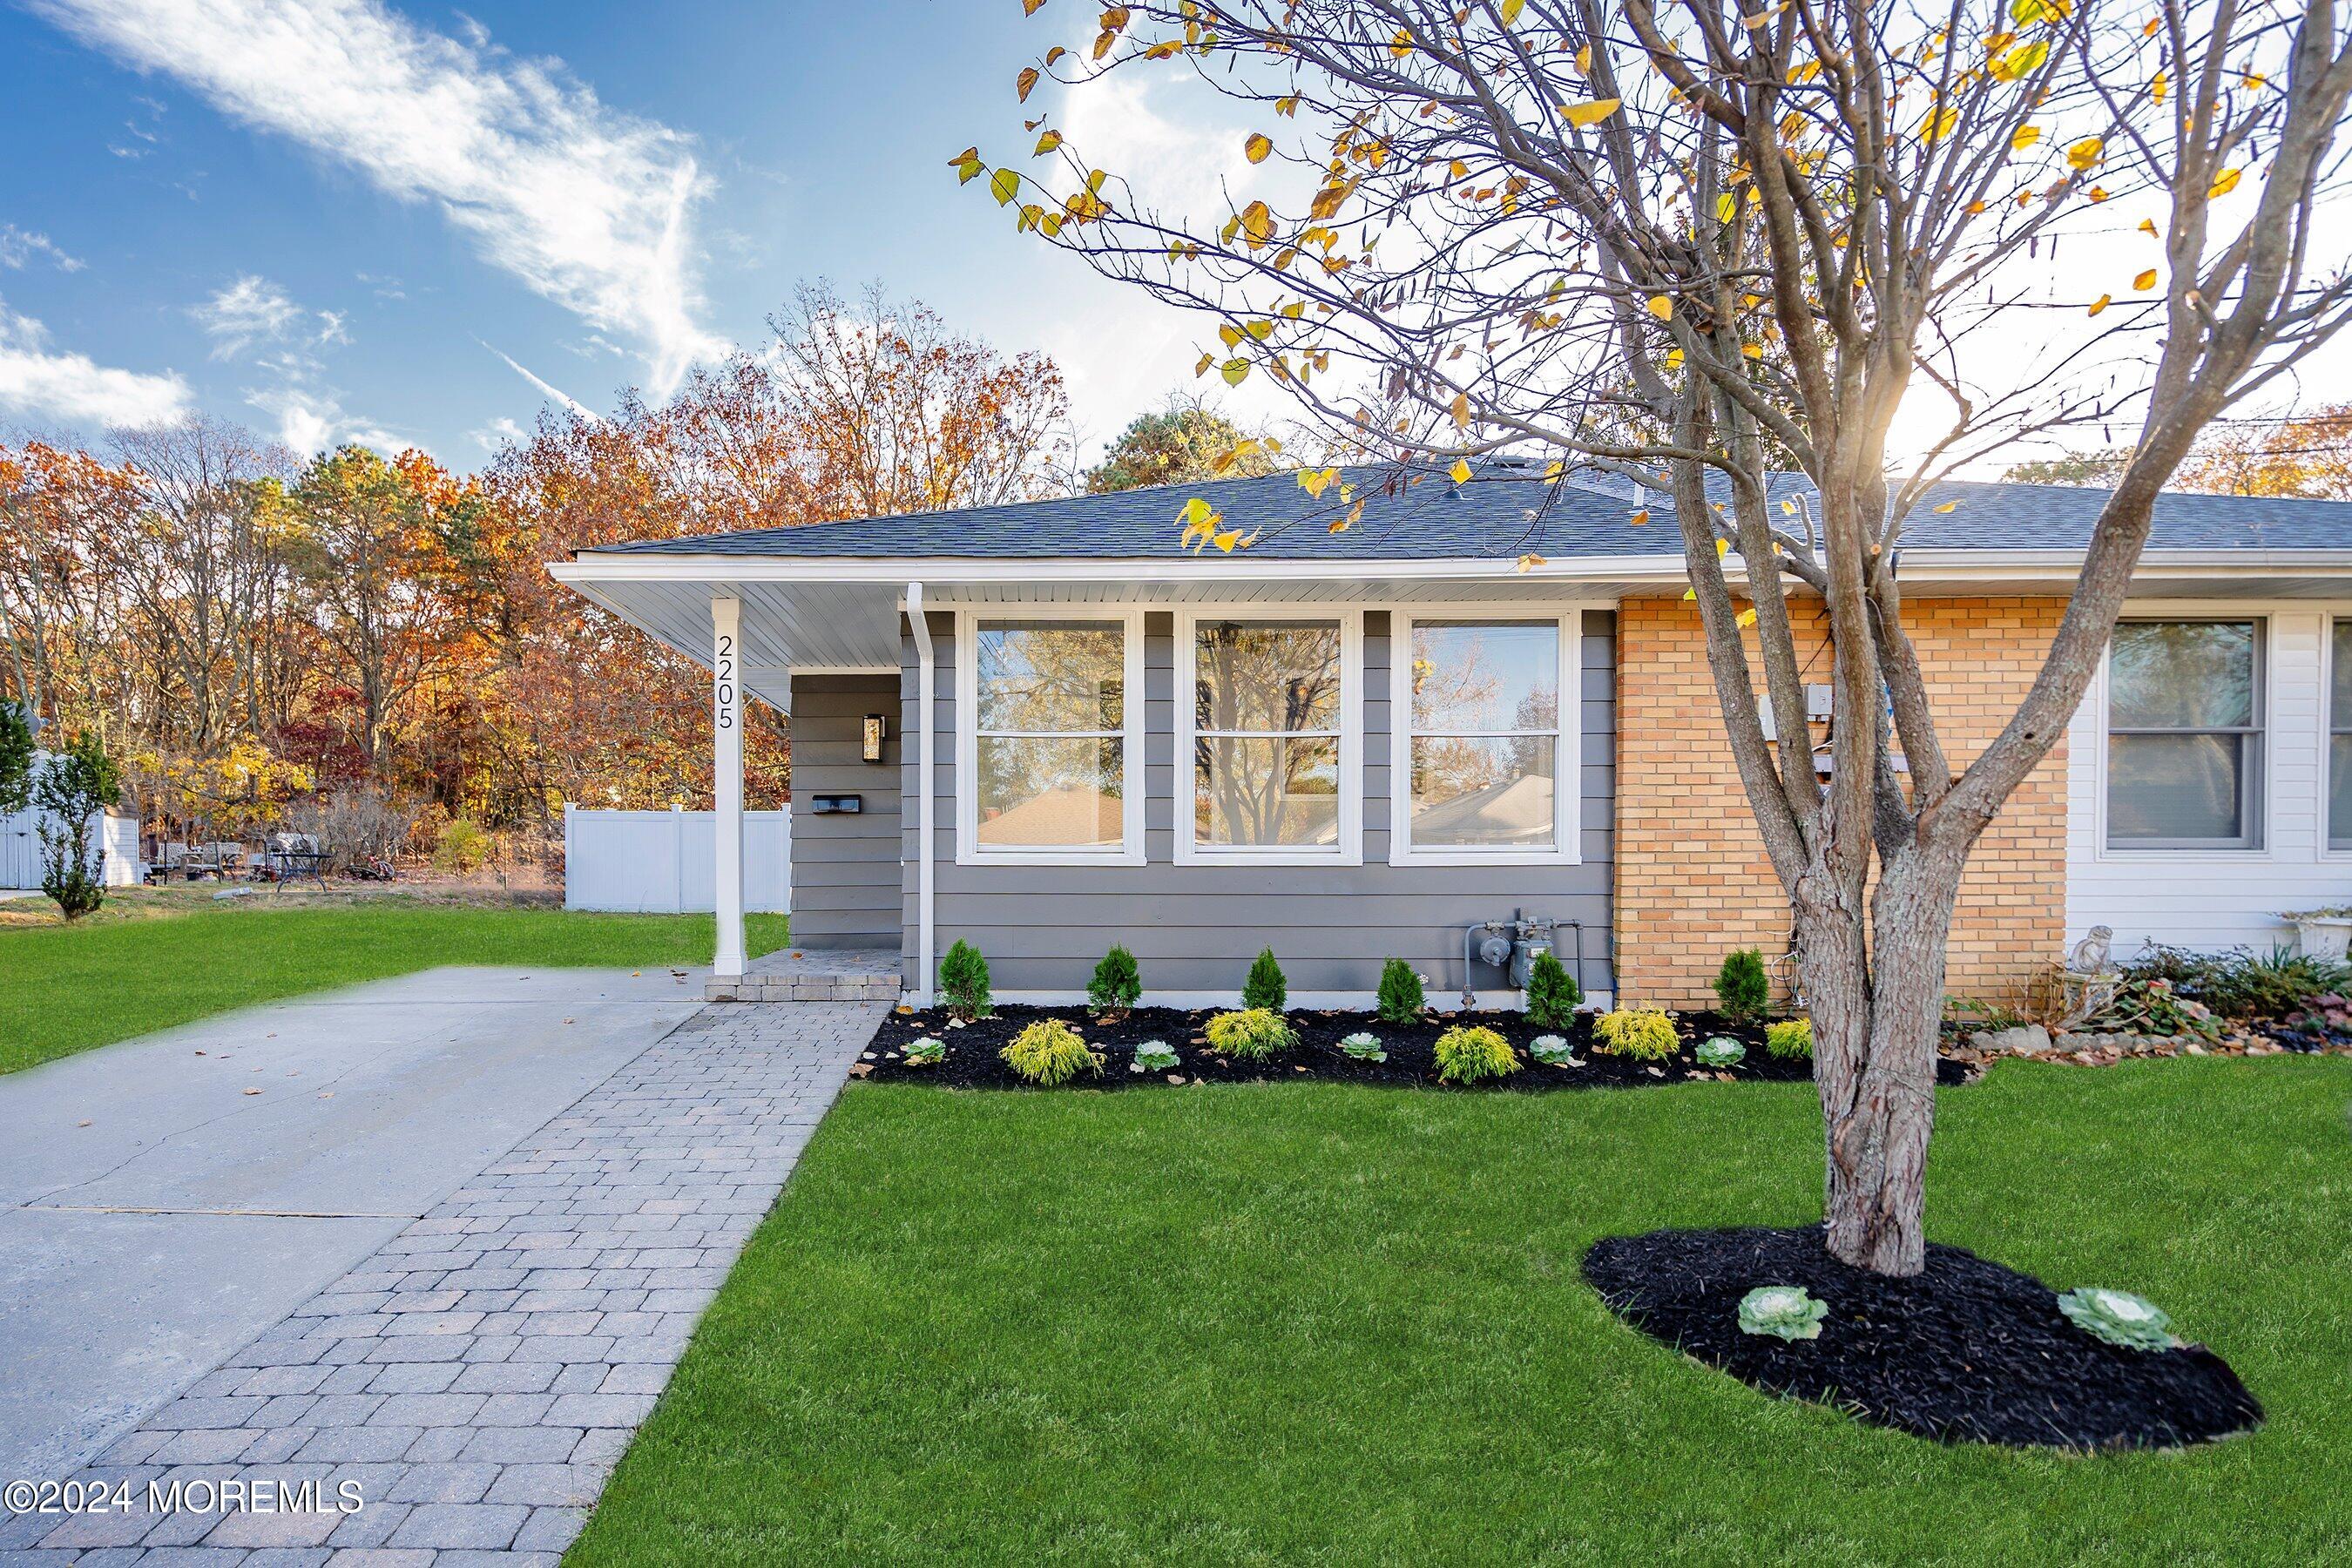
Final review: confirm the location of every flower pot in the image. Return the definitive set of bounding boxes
[2291,916,2352,963]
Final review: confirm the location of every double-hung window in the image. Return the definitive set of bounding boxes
[2105,618,2265,850]
[2332,619,2352,851]
[957,611,1143,864]
[1390,612,1579,865]
[1179,612,1360,863]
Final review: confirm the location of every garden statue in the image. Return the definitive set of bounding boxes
[2067,926,2117,976]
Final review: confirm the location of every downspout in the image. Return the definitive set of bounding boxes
[907,582,936,1008]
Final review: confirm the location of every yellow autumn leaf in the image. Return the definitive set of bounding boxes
[1389,28,1413,58]
[1736,607,1759,628]
[2011,123,2041,149]
[1245,132,1273,164]
[1717,192,1738,223]
[1564,98,1622,129]
[1017,66,1040,103]
[1221,358,1250,386]
[1629,509,1651,526]
[1716,537,1732,557]
[1923,105,1958,144]
[2067,137,2104,171]
[1576,44,1592,72]
[990,167,1021,206]
[2152,70,2167,105]
[1544,461,1565,479]
[1787,59,1821,84]
[1034,130,1063,155]
[1450,458,1474,484]
[2088,293,2112,315]
[1934,500,1959,513]
[2134,268,2158,290]
[1450,391,1470,429]
[1240,200,1274,248]
[1297,466,1337,498]
[1501,0,1526,22]
[2138,218,2159,236]
[2209,168,2242,197]
[1193,352,1213,377]
[1516,552,1547,572]
[1646,294,1673,321]
[1218,323,1242,348]
[1213,530,1243,553]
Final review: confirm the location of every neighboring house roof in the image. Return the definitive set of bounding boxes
[578,464,2352,563]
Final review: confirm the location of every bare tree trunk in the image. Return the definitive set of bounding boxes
[1798,841,1966,1275]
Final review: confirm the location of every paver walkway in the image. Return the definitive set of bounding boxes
[1,999,880,1565]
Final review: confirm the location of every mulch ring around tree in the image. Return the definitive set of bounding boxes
[1582,1226,2262,1450]
[857,1005,1977,1092]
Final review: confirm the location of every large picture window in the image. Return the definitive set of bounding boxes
[958,612,1142,862]
[1391,612,1578,864]
[1181,614,1358,862]
[2105,618,2264,850]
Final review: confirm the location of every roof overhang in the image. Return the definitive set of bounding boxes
[549,547,2352,710]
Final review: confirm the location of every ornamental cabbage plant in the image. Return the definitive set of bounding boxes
[903,1037,946,1066]
[1738,1285,1828,1342]
[1528,1033,1580,1066]
[1339,1031,1387,1062]
[1132,1039,1180,1072]
[1694,1035,1746,1068]
[2057,1287,2174,1352]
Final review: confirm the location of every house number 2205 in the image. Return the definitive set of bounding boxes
[715,632,736,729]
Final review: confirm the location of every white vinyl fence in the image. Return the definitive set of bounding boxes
[562,804,792,914]
[0,807,139,889]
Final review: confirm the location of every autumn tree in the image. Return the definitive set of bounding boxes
[1085,392,1281,491]
[2010,403,2352,495]
[974,0,2352,1274]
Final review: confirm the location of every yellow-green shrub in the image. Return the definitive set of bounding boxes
[1433,1024,1519,1084]
[999,1018,1103,1085]
[1206,1008,1295,1060]
[1593,1006,1680,1061]
[1765,1017,1815,1060]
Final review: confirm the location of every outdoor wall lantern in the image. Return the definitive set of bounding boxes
[862,713,887,763]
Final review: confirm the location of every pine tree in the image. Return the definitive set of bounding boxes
[1241,948,1288,1011]
[1524,950,1582,1029]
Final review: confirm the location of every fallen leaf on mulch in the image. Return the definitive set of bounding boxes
[849,1063,873,1078]
[242,1088,260,1096]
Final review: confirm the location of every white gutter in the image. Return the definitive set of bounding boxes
[551,546,2352,591]
[906,582,935,1010]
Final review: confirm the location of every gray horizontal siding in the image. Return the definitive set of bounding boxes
[886,607,1615,997]
[787,673,900,949]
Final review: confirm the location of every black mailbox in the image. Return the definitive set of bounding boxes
[810,794,862,814]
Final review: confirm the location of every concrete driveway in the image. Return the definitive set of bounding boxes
[0,966,705,1481]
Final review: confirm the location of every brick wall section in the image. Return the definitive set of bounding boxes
[1614,595,2070,1010]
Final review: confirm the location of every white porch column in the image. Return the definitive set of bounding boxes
[712,594,746,979]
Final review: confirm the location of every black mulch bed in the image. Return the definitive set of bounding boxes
[858,1004,1975,1092]
[1582,1226,2261,1450]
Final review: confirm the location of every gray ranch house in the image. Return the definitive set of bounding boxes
[549,465,2352,1010]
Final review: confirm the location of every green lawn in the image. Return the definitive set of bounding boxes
[0,898,790,1074]
[573,1057,2352,1566]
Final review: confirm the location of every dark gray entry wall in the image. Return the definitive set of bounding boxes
[895,608,1616,999]
[787,672,901,950]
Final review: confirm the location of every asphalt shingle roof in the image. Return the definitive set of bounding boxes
[579,464,2352,561]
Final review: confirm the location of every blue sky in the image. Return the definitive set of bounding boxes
[0,0,1267,465]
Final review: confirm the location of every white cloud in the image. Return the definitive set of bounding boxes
[472,414,526,451]
[484,342,598,421]
[193,274,396,455]
[0,225,85,273]
[30,0,727,395]
[0,300,190,427]
[193,274,304,357]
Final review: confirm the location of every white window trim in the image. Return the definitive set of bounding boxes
[2092,605,2275,862]
[1173,606,1364,868]
[2316,604,2352,860]
[954,605,1146,868]
[1387,605,1583,868]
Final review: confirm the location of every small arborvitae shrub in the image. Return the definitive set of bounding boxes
[1524,950,1583,1029]
[1206,1008,1295,1060]
[938,939,992,1021]
[1693,1034,1747,1068]
[1764,1017,1815,1061]
[1375,959,1426,1024]
[1434,1024,1519,1084]
[1000,1018,1103,1085]
[902,1036,946,1067]
[2058,1288,2174,1352]
[1738,1285,1828,1342]
[1713,948,1771,1024]
[1528,1033,1580,1067]
[1241,948,1288,1011]
[1088,944,1143,1017]
[1594,1006,1680,1061]
[1132,1039,1180,1073]
[1339,1031,1387,1062]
